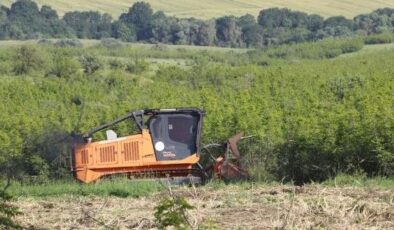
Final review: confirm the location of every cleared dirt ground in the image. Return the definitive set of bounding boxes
[14,184,394,229]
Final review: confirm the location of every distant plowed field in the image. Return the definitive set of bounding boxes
[3,0,394,19]
[14,185,394,229]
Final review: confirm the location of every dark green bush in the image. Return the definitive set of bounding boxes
[13,46,44,75]
[79,54,102,75]
[340,39,364,53]
[48,49,80,78]
[126,59,150,74]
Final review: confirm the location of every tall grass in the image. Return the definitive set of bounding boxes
[322,174,394,188]
[7,178,164,198]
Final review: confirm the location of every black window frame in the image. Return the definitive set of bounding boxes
[147,108,204,160]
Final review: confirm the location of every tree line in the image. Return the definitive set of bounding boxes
[0,0,394,47]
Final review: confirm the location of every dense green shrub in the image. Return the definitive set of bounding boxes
[0,187,21,229]
[339,39,364,53]
[0,138,22,228]
[0,40,392,184]
[154,196,194,230]
[79,53,102,75]
[12,45,44,75]
[126,59,150,74]
[265,38,364,59]
[48,48,80,78]
[363,33,394,44]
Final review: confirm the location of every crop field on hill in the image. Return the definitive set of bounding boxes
[3,0,394,18]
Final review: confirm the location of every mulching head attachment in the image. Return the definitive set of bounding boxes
[212,132,250,181]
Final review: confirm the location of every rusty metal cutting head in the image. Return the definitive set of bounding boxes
[214,132,249,181]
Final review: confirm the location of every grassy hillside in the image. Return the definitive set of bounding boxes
[3,0,394,19]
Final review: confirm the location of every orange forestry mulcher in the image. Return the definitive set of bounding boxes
[72,108,248,183]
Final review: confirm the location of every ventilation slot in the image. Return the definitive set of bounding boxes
[124,142,140,161]
[81,150,89,165]
[99,146,116,163]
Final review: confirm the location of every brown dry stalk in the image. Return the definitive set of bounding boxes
[11,185,394,230]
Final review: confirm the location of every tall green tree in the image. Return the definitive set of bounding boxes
[0,6,8,22]
[119,2,153,40]
[2,1,71,39]
[216,16,242,47]
[112,20,136,42]
[242,24,264,47]
[63,11,112,39]
[306,14,324,32]
[238,14,256,29]
[324,16,354,29]
[197,21,216,46]
[8,0,42,38]
[0,6,9,39]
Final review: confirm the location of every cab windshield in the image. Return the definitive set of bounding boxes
[149,112,201,161]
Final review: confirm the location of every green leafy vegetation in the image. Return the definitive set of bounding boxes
[0,180,21,229]
[154,195,194,229]
[12,45,44,75]
[363,32,394,44]
[0,36,392,185]
[0,190,21,229]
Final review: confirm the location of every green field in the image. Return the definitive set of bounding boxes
[3,0,394,18]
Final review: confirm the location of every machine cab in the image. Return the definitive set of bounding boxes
[148,109,203,161]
